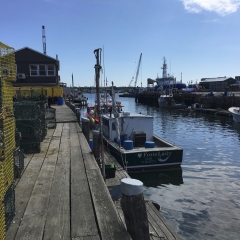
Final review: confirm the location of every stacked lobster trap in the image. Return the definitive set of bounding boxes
[14,95,48,153]
[0,42,17,238]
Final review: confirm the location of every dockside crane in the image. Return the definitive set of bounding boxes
[129,53,142,88]
[134,53,142,88]
[42,25,46,55]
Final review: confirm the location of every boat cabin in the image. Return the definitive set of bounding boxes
[102,112,153,146]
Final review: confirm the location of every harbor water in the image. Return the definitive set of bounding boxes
[81,93,240,240]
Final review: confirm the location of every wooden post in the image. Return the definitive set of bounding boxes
[70,103,74,111]
[121,178,150,240]
[81,117,90,143]
[92,130,100,162]
[75,107,80,115]
[75,108,81,124]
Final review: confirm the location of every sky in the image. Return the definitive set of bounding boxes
[1,0,240,87]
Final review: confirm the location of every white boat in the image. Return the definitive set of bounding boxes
[101,111,183,171]
[158,90,186,109]
[98,83,183,171]
[228,107,240,123]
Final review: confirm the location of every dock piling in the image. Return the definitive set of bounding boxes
[121,178,150,240]
[81,117,90,143]
[92,130,100,162]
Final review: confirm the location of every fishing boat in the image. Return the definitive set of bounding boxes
[228,107,240,123]
[99,82,183,171]
[158,90,186,109]
[72,91,88,105]
[101,111,183,171]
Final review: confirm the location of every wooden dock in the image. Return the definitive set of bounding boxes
[6,104,180,240]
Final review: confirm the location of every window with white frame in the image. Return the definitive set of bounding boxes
[30,65,38,76]
[47,65,55,76]
[39,64,46,76]
[29,64,56,76]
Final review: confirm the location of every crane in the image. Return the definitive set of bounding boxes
[134,53,142,88]
[128,76,134,87]
[128,53,142,88]
[42,26,46,55]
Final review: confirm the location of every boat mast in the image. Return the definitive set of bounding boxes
[111,81,120,145]
[94,48,105,178]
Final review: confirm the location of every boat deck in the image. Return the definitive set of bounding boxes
[6,104,180,240]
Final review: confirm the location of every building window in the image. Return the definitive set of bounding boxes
[47,65,55,76]
[30,65,38,76]
[29,64,56,76]
[39,64,46,76]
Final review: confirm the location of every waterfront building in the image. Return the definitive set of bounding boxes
[199,77,236,91]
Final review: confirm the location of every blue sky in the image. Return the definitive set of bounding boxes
[2,0,240,87]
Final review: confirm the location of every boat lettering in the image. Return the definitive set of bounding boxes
[137,151,173,163]
[158,151,172,162]
[143,152,158,157]
[141,158,156,164]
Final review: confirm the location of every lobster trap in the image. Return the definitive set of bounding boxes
[15,119,42,142]
[0,78,14,117]
[45,108,56,129]
[14,148,24,179]
[1,152,14,193]
[14,100,41,120]
[20,141,40,154]
[15,89,47,101]
[15,129,22,149]
[0,203,6,240]
[0,42,16,82]
[4,184,15,231]
[0,117,16,159]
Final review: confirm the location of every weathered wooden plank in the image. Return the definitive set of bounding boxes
[43,155,71,240]
[59,123,71,157]
[44,123,71,240]
[6,130,55,240]
[70,127,99,239]
[53,105,78,123]
[86,168,131,240]
[13,136,61,240]
[146,202,180,240]
[72,236,101,240]
[53,122,63,137]
[77,129,100,170]
[82,152,99,170]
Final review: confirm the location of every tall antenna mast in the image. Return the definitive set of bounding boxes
[161,57,167,78]
[42,25,46,55]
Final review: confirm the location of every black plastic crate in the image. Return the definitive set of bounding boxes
[133,132,146,147]
[105,164,116,179]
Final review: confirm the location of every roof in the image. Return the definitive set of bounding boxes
[15,47,58,62]
[200,77,232,83]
